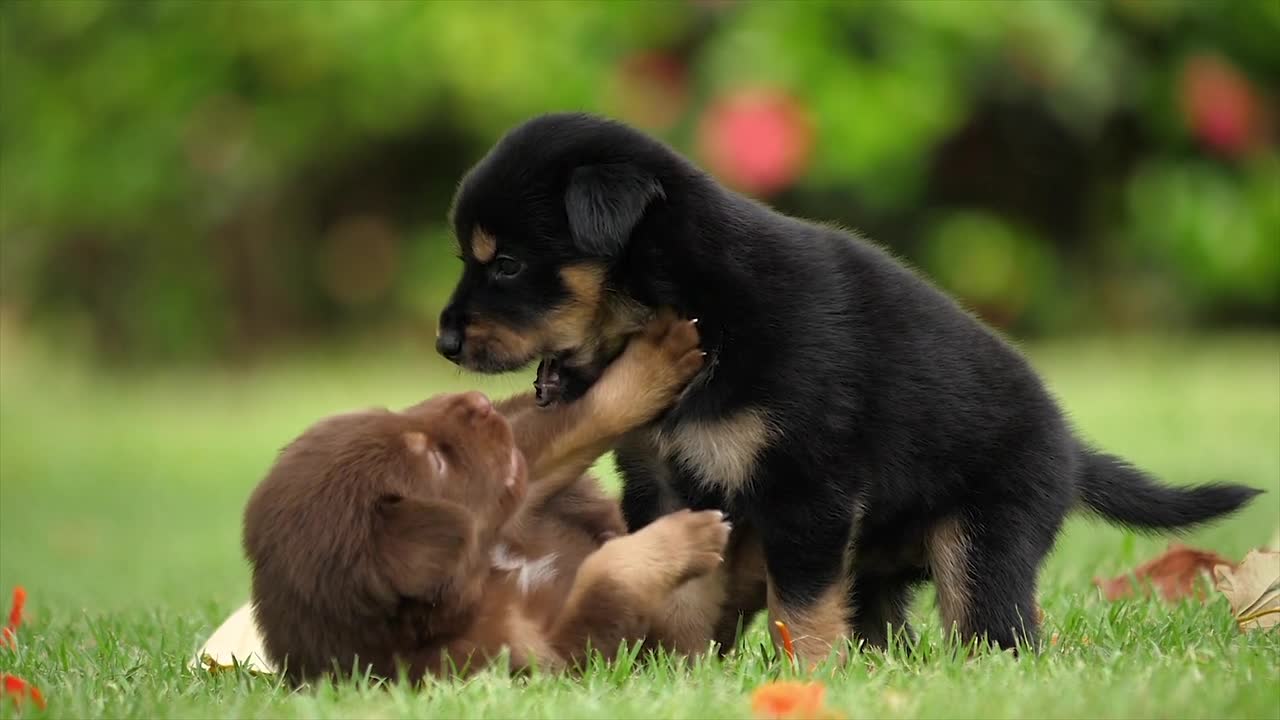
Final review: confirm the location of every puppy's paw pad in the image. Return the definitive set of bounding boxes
[679,509,732,557]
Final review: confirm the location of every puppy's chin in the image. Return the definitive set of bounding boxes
[457,351,536,375]
[557,363,604,404]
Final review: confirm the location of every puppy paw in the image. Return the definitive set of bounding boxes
[589,309,704,432]
[640,309,705,386]
[653,509,732,582]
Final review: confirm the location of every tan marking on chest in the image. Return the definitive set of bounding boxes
[649,409,775,494]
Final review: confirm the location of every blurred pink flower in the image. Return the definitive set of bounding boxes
[1179,54,1263,157]
[697,88,813,196]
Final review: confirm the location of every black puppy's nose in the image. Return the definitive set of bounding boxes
[436,327,463,359]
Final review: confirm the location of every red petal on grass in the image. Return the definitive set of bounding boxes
[1094,544,1234,602]
[1,586,26,649]
[1,674,46,710]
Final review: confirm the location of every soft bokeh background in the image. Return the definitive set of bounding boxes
[1,0,1277,640]
[2,0,1277,362]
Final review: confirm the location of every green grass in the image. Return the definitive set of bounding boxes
[1,332,1278,719]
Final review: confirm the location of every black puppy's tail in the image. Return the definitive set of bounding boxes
[1077,449,1261,531]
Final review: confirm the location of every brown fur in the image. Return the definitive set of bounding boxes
[243,312,727,685]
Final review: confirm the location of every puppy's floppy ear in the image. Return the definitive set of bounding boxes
[565,163,664,257]
[377,496,478,599]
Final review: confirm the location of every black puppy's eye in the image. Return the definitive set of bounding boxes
[492,256,524,280]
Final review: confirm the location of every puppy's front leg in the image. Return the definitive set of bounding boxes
[512,311,703,506]
[547,509,730,668]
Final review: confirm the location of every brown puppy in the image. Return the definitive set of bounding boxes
[243,314,728,685]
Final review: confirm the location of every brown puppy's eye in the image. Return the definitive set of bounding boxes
[492,256,524,280]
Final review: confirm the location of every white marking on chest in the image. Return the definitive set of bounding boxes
[491,544,559,595]
[650,408,776,494]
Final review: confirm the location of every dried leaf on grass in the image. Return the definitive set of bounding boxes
[190,601,276,674]
[1213,550,1280,631]
[1093,543,1233,602]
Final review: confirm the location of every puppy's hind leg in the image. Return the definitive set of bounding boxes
[547,509,731,669]
[927,507,1057,652]
[849,570,923,652]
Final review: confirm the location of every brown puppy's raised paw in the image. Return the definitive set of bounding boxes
[632,309,706,386]
[587,310,704,433]
[667,508,733,582]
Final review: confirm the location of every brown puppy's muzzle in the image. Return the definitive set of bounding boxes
[438,391,526,505]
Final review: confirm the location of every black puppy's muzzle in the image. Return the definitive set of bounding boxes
[436,328,462,360]
[436,306,465,361]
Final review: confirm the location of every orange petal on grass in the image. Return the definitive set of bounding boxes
[752,681,835,719]
[1,674,46,710]
[773,620,796,663]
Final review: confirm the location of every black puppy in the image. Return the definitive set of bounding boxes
[436,112,1260,658]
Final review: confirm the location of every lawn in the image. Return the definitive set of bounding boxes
[1,332,1277,719]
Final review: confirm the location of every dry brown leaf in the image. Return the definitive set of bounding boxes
[1094,543,1234,602]
[1214,549,1280,632]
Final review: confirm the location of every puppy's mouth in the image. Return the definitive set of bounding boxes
[534,354,605,407]
[534,356,563,407]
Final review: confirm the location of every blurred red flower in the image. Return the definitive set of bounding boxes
[697,88,813,196]
[1179,54,1264,157]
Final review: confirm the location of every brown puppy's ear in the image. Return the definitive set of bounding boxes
[377,496,478,599]
[565,163,664,257]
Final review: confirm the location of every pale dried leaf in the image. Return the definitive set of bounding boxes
[190,601,277,674]
[1214,550,1280,632]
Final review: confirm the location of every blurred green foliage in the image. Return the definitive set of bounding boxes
[0,0,1276,362]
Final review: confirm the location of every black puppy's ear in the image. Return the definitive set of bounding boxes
[565,163,664,257]
[377,497,478,598]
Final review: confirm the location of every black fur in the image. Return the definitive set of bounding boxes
[566,164,665,258]
[439,112,1261,651]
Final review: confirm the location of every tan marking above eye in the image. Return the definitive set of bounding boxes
[472,227,497,264]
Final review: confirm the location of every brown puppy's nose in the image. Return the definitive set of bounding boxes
[454,391,493,422]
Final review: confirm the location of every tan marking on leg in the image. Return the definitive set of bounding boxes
[926,515,973,641]
[766,577,850,664]
[651,409,775,493]
[471,227,496,263]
